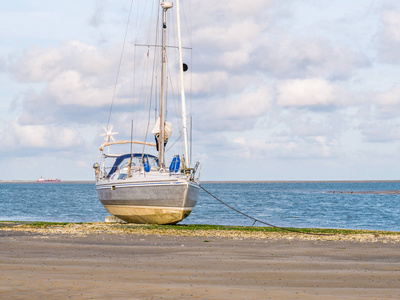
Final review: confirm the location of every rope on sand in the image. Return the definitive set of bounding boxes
[194,181,330,236]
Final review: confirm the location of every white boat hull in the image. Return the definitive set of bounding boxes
[96,179,199,224]
[94,3,201,225]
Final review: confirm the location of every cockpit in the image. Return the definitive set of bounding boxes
[107,153,159,179]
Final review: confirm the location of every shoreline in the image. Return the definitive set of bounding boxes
[1,222,400,243]
[1,223,399,299]
[2,179,400,184]
[0,180,95,184]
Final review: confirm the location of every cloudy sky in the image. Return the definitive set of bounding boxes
[2,0,400,181]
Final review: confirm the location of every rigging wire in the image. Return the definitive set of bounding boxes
[133,0,155,155]
[165,56,185,142]
[106,0,135,130]
[138,46,153,156]
[194,182,331,236]
[165,132,184,153]
[132,0,149,155]
[141,1,161,156]
[129,0,159,157]
[178,0,193,165]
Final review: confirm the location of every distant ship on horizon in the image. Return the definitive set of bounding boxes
[37,176,61,183]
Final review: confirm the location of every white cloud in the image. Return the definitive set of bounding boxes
[10,40,116,83]
[194,19,265,53]
[191,71,229,95]
[6,40,136,126]
[358,119,400,143]
[221,49,250,69]
[378,9,400,63]
[218,87,273,119]
[195,86,273,131]
[276,78,340,107]
[256,36,369,79]
[191,0,274,27]
[46,70,116,107]
[191,0,370,95]
[376,85,400,108]
[0,120,83,152]
[381,11,400,42]
[233,134,340,160]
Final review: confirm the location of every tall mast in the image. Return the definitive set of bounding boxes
[159,2,173,168]
[176,0,190,167]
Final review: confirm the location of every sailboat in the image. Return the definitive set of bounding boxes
[93,1,200,224]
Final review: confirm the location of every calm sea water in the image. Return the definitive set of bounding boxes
[0,182,399,231]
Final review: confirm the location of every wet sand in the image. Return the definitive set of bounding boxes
[1,229,399,299]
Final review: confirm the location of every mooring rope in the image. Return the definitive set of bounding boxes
[194,182,330,236]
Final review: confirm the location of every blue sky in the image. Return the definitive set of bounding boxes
[2,0,400,181]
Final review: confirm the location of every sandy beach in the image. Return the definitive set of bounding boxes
[0,224,399,299]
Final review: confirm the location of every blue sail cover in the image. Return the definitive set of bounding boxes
[169,155,180,173]
[107,153,159,178]
[143,155,150,173]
